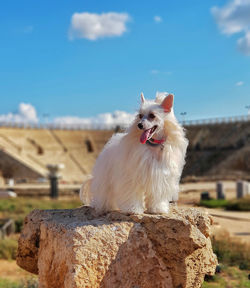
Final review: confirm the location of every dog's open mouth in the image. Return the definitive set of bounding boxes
[140,126,157,144]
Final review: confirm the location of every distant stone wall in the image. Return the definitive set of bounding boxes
[0,127,113,183]
[183,121,250,179]
[0,121,249,183]
[0,170,4,185]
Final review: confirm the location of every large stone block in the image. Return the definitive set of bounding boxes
[17,206,217,288]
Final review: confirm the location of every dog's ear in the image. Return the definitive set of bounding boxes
[161,94,174,112]
[140,92,145,104]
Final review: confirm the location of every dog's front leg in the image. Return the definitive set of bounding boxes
[146,188,170,214]
[116,189,145,214]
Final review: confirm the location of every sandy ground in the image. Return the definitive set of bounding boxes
[186,206,250,243]
[0,259,35,281]
[180,180,237,203]
[208,209,250,243]
[179,181,250,243]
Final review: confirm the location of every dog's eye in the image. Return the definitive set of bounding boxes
[138,114,143,119]
[148,113,155,119]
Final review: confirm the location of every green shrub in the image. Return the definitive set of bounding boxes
[199,199,228,208]
[14,217,24,233]
[226,196,250,211]
[199,196,250,211]
[0,238,18,260]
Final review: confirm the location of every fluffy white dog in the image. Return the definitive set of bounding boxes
[80,92,188,214]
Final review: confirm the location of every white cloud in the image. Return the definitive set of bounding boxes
[237,31,250,54]
[150,69,160,74]
[0,103,135,128]
[0,103,38,123]
[236,80,244,86]
[165,71,172,75]
[154,16,162,23]
[150,70,172,75]
[23,26,34,34]
[211,0,250,55]
[69,12,130,40]
[54,110,135,128]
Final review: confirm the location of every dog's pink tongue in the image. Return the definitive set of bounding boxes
[140,129,151,144]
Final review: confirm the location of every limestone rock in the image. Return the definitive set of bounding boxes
[17,206,217,288]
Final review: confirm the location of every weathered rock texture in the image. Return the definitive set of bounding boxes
[17,206,217,288]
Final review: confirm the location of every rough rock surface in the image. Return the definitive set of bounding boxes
[17,206,217,288]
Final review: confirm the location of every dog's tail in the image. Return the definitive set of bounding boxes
[79,175,93,205]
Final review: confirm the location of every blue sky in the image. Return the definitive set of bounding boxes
[0,0,250,124]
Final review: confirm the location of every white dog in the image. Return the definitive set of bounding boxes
[80,92,188,214]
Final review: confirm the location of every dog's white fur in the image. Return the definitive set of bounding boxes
[80,92,188,214]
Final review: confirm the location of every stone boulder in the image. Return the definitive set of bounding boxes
[17,206,217,288]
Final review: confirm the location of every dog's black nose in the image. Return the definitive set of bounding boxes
[138,123,143,129]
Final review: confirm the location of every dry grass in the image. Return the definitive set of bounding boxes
[0,237,17,260]
[0,259,33,281]
[212,230,250,270]
[202,266,250,288]
[0,258,37,288]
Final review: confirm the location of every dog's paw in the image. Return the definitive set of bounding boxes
[147,202,169,214]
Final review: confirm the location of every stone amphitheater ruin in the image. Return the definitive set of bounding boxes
[0,116,249,185]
